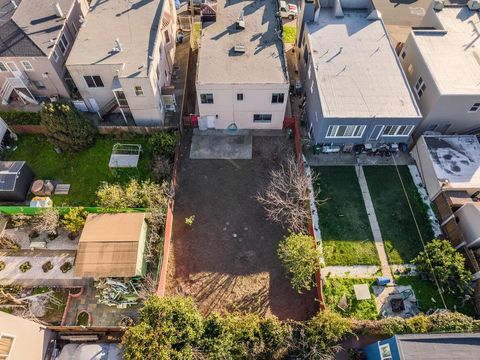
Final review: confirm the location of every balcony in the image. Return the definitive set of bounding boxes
[0,72,37,105]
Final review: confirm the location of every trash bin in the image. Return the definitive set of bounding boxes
[377,276,390,286]
[177,31,184,44]
[313,144,322,155]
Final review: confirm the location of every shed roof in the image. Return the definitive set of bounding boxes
[74,213,147,278]
[411,6,480,95]
[0,161,26,192]
[307,8,421,118]
[66,0,165,78]
[396,333,480,359]
[197,0,288,84]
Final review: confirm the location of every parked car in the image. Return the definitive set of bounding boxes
[279,0,298,19]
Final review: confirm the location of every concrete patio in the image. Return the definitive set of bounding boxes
[190,134,253,159]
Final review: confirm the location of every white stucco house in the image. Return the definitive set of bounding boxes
[195,0,289,130]
[66,0,177,126]
[400,2,480,137]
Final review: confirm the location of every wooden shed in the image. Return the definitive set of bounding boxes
[74,213,148,278]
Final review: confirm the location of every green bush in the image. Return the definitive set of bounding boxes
[40,102,97,152]
[19,261,31,273]
[0,111,41,125]
[60,262,72,273]
[148,131,177,159]
[277,233,321,293]
[42,261,53,273]
[62,207,88,234]
[427,311,479,333]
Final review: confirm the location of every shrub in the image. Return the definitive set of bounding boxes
[60,262,72,273]
[28,229,39,239]
[427,311,479,333]
[148,131,177,159]
[62,207,88,234]
[96,179,169,210]
[277,233,321,293]
[0,111,41,125]
[151,155,172,181]
[9,214,31,228]
[42,261,53,273]
[40,102,97,152]
[0,235,20,251]
[412,239,473,296]
[0,261,5,271]
[76,311,90,326]
[406,314,428,334]
[19,261,32,273]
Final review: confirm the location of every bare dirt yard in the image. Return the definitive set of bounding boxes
[166,134,318,321]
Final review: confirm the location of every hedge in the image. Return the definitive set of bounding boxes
[0,111,41,125]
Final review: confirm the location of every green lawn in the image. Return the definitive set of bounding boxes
[363,166,434,264]
[283,25,297,44]
[4,134,154,206]
[396,276,475,317]
[324,277,378,320]
[313,167,379,266]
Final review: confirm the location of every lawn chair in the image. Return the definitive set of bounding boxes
[401,289,414,300]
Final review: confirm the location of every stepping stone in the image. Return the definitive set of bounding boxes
[55,184,71,195]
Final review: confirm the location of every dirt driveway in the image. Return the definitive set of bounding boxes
[166,134,318,321]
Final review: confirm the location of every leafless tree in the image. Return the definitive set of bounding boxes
[0,235,19,251]
[32,208,60,235]
[256,155,316,233]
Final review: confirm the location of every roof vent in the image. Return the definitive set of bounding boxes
[54,2,65,18]
[233,45,246,54]
[112,38,123,53]
[433,0,444,10]
[236,11,245,29]
[10,0,18,9]
[468,0,480,11]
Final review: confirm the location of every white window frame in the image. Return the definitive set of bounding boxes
[6,62,18,72]
[468,102,480,113]
[379,343,392,360]
[381,125,415,137]
[134,86,144,96]
[20,60,33,71]
[414,76,426,98]
[58,33,70,55]
[325,125,366,138]
[52,50,60,63]
[0,62,7,72]
[0,333,16,359]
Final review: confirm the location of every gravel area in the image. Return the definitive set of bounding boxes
[0,254,83,286]
[4,227,79,250]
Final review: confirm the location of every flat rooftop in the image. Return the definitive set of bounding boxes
[197,0,288,84]
[396,333,480,359]
[411,6,480,94]
[307,8,421,118]
[67,0,165,78]
[423,135,480,188]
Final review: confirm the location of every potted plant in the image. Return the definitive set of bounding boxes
[19,261,32,273]
[28,229,39,239]
[42,261,54,273]
[76,310,91,326]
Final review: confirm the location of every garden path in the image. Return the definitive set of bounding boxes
[355,166,393,280]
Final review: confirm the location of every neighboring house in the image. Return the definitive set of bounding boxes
[364,333,480,360]
[0,0,88,105]
[295,0,422,147]
[412,135,480,273]
[66,0,177,126]
[74,213,148,278]
[196,0,289,130]
[399,2,480,137]
[0,311,54,360]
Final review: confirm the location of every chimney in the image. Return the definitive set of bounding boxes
[54,2,64,18]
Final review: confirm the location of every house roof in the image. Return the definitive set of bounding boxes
[306,7,421,119]
[410,6,480,95]
[0,312,52,360]
[396,333,480,359]
[196,0,288,84]
[0,0,44,57]
[74,213,147,278]
[66,0,166,78]
[422,135,480,190]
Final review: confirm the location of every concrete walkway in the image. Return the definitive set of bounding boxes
[355,165,393,280]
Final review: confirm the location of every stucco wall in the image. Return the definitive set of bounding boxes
[196,83,289,129]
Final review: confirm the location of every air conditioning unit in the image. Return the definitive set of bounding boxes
[468,0,480,11]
